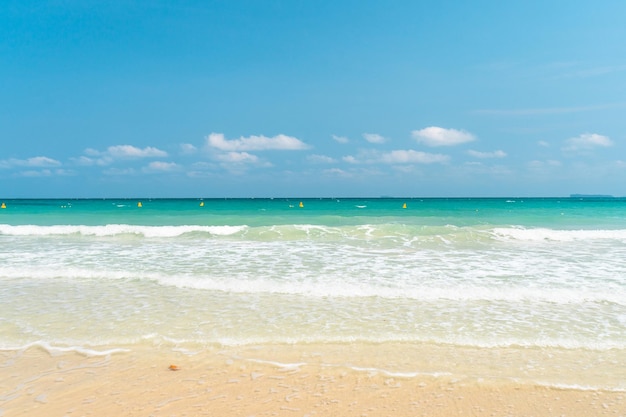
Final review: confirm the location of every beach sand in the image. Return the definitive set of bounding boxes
[2,346,624,417]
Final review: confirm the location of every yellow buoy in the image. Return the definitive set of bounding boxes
[1,202,6,209]
[200,201,204,207]
[299,201,304,208]
[402,203,407,209]
[137,202,142,208]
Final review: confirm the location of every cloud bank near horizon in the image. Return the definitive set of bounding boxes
[206,133,310,151]
[412,127,476,147]
[1,127,622,195]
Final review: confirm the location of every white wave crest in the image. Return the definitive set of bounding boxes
[0,341,129,357]
[2,264,624,306]
[492,227,626,242]
[150,274,626,306]
[0,224,247,237]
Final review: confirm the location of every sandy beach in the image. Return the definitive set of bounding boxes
[2,346,624,417]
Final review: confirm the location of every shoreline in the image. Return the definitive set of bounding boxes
[2,346,624,417]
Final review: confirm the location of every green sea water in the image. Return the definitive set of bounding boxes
[2,197,625,228]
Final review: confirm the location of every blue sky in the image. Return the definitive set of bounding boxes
[2,0,625,198]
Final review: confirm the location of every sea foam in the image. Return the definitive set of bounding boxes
[0,224,247,237]
[492,227,626,242]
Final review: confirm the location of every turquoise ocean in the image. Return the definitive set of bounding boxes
[1,197,625,390]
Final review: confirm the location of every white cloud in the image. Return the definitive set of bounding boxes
[212,151,272,175]
[412,127,475,147]
[216,152,260,163]
[145,161,178,172]
[107,145,168,158]
[343,149,449,165]
[16,169,53,177]
[563,133,613,151]
[363,133,387,144]
[380,150,449,164]
[77,145,168,166]
[72,156,97,166]
[538,140,550,147]
[528,159,562,170]
[206,133,309,151]
[180,143,197,155]
[25,156,62,167]
[0,156,61,169]
[81,155,114,166]
[214,152,273,171]
[332,134,349,144]
[322,168,351,177]
[467,150,507,158]
[307,154,336,164]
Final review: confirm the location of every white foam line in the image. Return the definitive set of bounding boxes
[242,357,451,378]
[1,341,129,357]
[341,365,452,378]
[245,358,307,370]
[0,224,248,237]
[513,379,626,393]
[492,227,626,242]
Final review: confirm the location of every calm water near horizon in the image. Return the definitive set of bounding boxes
[1,197,625,390]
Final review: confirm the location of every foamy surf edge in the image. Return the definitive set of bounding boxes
[0,341,130,357]
[0,224,248,237]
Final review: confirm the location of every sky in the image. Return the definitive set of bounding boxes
[2,0,626,198]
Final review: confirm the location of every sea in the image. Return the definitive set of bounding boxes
[1,197,625,391]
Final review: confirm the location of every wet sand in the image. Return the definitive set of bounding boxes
[1,347,625,417]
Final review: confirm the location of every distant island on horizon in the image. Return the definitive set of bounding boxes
[569,194,616,198]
